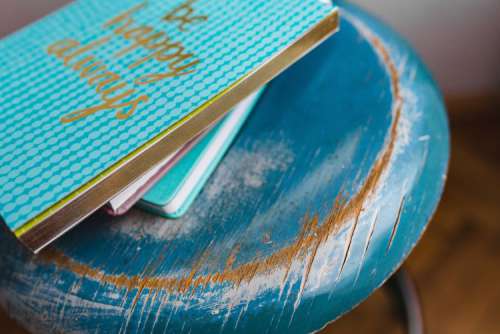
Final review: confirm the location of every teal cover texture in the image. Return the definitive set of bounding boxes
[140,89,263,218]
[0,0,336,236]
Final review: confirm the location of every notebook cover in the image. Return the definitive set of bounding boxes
[0,0,338,252]
[139,89,263,218]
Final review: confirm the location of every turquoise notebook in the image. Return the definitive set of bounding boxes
[0,0,338,252]
[139,90,263,218]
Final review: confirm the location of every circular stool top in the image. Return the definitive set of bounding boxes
[0,3,449,333]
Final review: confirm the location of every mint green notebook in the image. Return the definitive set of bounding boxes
[139,90,263,218]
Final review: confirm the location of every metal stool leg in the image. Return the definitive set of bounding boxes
[386,269,425,334]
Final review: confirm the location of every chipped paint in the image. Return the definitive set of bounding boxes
[355,209,379,284]
[387,195,406,252]
[0,4,451,333]
[40,21,404,301]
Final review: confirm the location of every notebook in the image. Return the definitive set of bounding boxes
[0,0,339,252]
[139,89,263,218]
[107,89,262,216]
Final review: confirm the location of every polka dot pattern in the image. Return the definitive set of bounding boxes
[0,0,335,231]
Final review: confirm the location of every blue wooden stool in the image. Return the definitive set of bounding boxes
[0,2,449,333]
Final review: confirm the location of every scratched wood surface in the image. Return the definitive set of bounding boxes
[0,3,449,333]
[2,101,498,334]
[327,98,500,334]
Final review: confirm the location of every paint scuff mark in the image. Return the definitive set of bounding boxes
[38,16,404,315]
[387,195,406,252]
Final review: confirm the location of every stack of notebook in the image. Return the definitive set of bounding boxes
[107,89,264,218]
[0,0,339,252]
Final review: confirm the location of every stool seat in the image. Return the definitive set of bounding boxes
[0,2,449,333]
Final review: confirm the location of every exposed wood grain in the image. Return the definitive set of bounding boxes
[355,210,379,283]
[4,89,496,334]
[35,25,404,298]
[323,98,500,334]
[0,6,450,332]
[0,1,451,331]
[387,195,406,252]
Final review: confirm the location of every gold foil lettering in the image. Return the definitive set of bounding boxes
[105,3,201,85]
[163,0,208,31]
[45,1,207,123]
[47,38,148,123]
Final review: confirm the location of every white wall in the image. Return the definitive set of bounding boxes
[352,0,500,95]
[0,0,70,36]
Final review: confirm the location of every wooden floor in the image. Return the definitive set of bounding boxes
[1,99,499,333]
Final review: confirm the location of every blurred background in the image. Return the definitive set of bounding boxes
[355,0,500,96]
[0,0,499,333]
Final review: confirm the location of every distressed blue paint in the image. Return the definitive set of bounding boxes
[0,3,449,334]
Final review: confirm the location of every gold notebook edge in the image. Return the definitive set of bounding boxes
[17,9,339,253]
